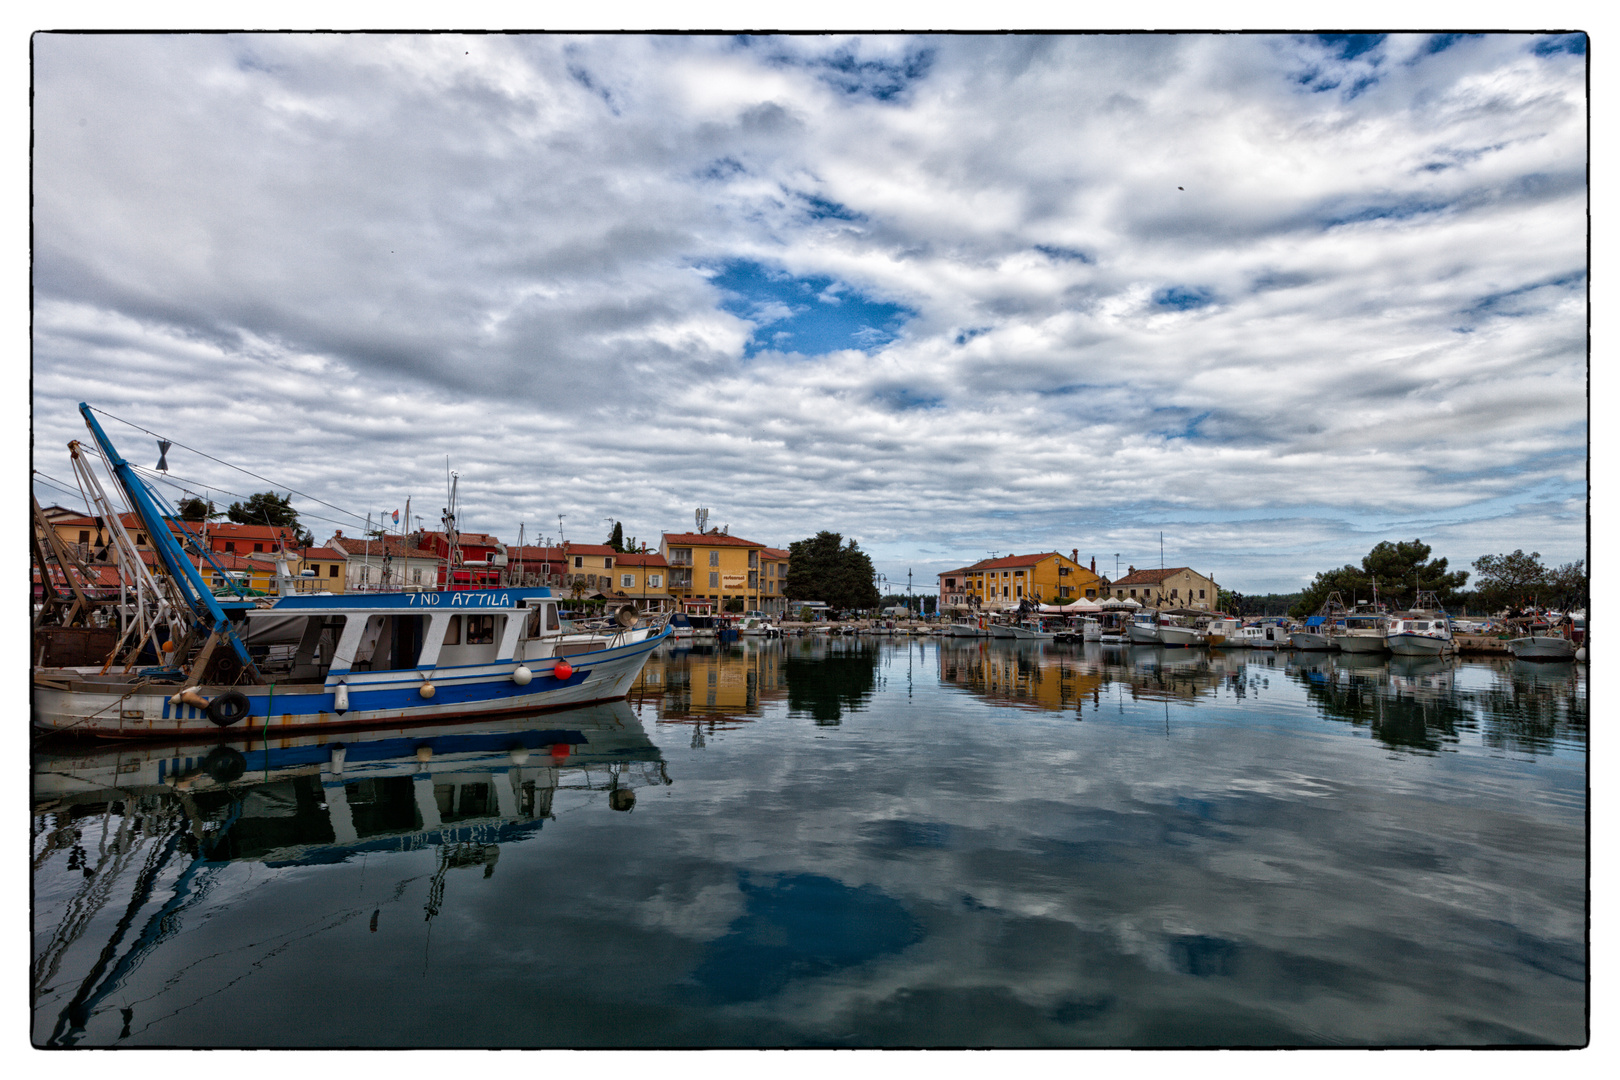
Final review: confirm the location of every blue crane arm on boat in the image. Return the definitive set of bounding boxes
[78,402,260,680]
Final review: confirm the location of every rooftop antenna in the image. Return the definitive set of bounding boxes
[558,514,566,543]
[1115,553,1120,579]
[1160,532,1164,569]
[695,507,709,534]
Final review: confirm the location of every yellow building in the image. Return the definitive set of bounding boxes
[607,552,676,612]
[940,551,1104,611]
[1108,566,1220,611]
[660,531,768,614]
[757,547,791,615]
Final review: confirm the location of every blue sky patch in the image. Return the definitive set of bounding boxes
[1533,34,1586,57]
[795,192,864,221]
[1035,244,1093,263]
[709,259,913,357]
[870,386,943,411]
[1316,34,1385,61]
[1425,33,1482,56]
[1153,286,1216,311]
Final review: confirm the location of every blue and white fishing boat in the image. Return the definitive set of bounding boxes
[31,405,671,739]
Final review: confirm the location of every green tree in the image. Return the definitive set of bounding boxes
[782,531,881,612]
[605,521,626,552]
[177,496,220,522]
[1470,549,1547,612]
[226,491,312,545]
[1545,559,1587,611]
[1293,539,1468,617]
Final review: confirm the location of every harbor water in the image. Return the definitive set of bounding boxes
[32,638,1587,1047]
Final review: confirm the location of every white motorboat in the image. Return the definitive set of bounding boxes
[1005,618,1055,641]
[1335,613,1389,653]
[1155,613,1207,648]
[1385,593,1453,657]
[1235,622,1287,649]
[1205,617,1243,648]
[1126,612,1160,644]
[1080,617,1102,642]
[1505,618,1577,662]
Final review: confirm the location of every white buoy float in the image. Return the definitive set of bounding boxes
[419,672,436,698]
[512,665,532,686]
[333,682,349,714]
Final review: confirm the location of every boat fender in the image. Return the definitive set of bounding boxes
[512,665,532,686]
[205,690,251,727]
[419,671,436,699]
[333,681,349,714]
[170,687,211,711]
[553,659,574,680]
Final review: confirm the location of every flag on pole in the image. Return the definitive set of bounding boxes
[392,509,400,525]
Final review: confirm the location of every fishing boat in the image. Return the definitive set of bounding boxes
[1385,592,1453,657]
[1155,610,1208,648]
[1289,593,1346,651]
[1234,620,1287,649]
[1126,611,1161,644]
[1205,616,1242,648]
[1505,616,1577,662]
[31,404,671,739]
[1336,611,1390,653]
[1005,617,1056,641]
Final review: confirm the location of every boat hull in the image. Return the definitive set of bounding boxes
[1126,624,1160,644]
[1506,636,1576,661]
[1335,632,1388,653]
[1386,633,1449,657]
[1289,632,1337,651]
[33,629,670,740]
[1156,625,1206,648]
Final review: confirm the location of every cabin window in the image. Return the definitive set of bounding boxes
[466,614,496,644]
[444,616,461,645]
[649,574,662,588]
[526,606,546,638]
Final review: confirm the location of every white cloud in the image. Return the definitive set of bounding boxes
[31,33,1586,592]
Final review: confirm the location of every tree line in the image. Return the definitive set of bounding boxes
[1285,539,1585,618]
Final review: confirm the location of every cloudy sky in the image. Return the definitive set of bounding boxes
[29,31,1588,594]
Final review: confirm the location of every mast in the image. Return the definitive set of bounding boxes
[76,403,259,680]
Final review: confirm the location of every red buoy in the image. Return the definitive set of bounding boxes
[550,743,571,760]
[553,659,574,680]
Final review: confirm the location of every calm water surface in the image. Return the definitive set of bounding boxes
[32,638,1587,1047]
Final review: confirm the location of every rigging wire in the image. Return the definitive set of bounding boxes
[86,406,372,525]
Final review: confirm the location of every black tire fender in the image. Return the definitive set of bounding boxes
[206,690,252,727]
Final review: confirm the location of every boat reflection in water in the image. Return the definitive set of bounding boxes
[1285,650,1586,755]
[32,701,667,1047]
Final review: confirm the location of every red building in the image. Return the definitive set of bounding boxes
[416,530,504,588]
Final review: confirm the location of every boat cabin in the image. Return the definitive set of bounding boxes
[240,588,574,684]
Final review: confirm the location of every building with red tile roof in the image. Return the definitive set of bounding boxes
[1107,566,1220,610]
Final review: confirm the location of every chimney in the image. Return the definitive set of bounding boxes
[1072,549,1078,564]
[1090,556,1096,573]
[335,529,343,539]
